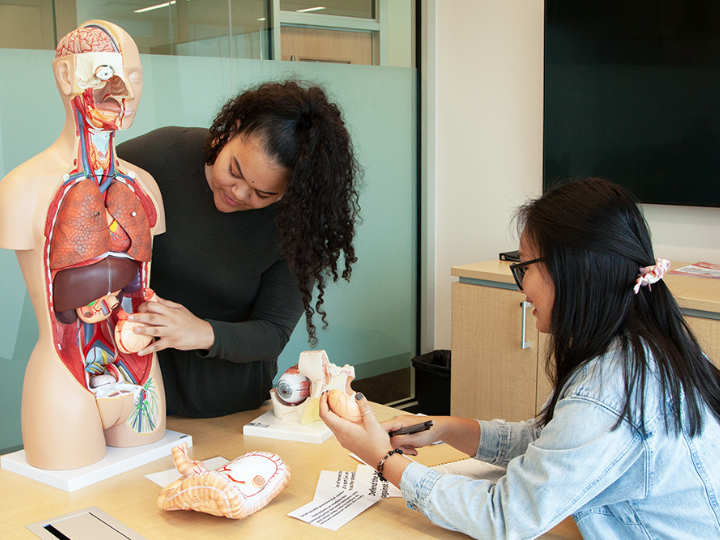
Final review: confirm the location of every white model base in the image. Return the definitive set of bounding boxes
[243,410,333,444]
[0,430,192,492]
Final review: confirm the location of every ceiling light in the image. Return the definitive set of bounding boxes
[135,1,176,14]
[296,6,326,13]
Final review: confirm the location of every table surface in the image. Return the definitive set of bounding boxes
[0,403,581,539]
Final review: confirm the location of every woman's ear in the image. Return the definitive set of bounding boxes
[226,119,242,141]
[53,58,74,96]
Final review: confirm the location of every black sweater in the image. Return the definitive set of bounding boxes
[118,127,304,417]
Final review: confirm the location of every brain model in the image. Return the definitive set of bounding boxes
[158,443,290,519]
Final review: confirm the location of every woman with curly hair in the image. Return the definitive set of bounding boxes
[117,80,360,417]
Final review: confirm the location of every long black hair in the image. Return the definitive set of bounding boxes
[204,80,361,346]
[516,178,720,436]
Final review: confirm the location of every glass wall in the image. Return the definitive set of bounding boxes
[76,0,271,58]
[0,0,416,453]
[280,1,374,19]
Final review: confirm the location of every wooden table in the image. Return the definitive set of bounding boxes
[0,403,580,539]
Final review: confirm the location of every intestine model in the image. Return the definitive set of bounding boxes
[158,443,290,519]
[0,21,165,470]
[271,350,357,424]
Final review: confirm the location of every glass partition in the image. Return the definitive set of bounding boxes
[280,1,375,19]
[73,0,271,58]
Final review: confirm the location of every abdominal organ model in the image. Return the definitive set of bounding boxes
[158,443,290,519]
[0,21,166,470]
[271,350,361,424]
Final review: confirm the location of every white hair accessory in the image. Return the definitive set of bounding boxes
[633,258,670,294]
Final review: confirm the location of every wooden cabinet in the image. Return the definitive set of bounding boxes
[451,260,720,421]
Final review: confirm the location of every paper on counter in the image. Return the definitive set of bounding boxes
[353,464,402,498]
[290,464,402,530]
[288,489,377,531]
[313,465,401,500]
[669,262,720,279]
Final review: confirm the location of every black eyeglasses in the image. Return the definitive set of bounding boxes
[509,258,544,291]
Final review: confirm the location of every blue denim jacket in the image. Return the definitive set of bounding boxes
[400,350,720,539]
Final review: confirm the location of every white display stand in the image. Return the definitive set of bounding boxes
[243,410,333,444]
[0,430,192,492]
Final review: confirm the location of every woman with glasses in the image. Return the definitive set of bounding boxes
[320,178,720,539]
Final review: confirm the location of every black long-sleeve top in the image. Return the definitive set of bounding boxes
[118,127,304,417]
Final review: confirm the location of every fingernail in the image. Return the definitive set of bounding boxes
[134,327,142,333]
[355,392,364,401]
[128,315,135,321]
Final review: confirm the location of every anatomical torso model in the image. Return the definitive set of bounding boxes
[0,21,166,470]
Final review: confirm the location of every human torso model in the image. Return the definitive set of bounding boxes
[0,21,166,470]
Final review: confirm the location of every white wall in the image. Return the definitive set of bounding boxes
[424,0,720,351]
[425,0,545,349]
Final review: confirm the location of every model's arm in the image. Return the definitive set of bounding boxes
[0,165,41,250]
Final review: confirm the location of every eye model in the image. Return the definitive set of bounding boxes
[95,65,114,81]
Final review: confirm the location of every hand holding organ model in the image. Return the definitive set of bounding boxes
[0,21,166,470]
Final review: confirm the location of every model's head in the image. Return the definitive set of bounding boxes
[53,20,142,130]
[205,80,361,344]
[516,178,656,339]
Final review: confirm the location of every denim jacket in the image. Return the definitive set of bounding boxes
[400,350,720,539]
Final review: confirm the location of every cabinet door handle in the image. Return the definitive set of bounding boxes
[520,301,532,349]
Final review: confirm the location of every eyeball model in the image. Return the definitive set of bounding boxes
[275,366,311,405]
[95,65,114,80]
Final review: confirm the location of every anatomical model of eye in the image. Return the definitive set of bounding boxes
[275,366,312,405]
[158,443,290,519]
[271,350,356,424]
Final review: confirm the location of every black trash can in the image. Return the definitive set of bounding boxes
[412,350,451,415]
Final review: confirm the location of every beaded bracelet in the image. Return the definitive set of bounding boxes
[376,448,404,482]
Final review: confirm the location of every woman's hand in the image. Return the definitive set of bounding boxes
[384,415,482,457]
[381,415,445,456]
[319,392,394,470]
[127,295,214,355]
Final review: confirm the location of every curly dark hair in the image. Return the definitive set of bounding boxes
[203,80,361,346]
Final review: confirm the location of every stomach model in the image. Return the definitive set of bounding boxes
[158,443,290,519]
[44,167,161,436]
